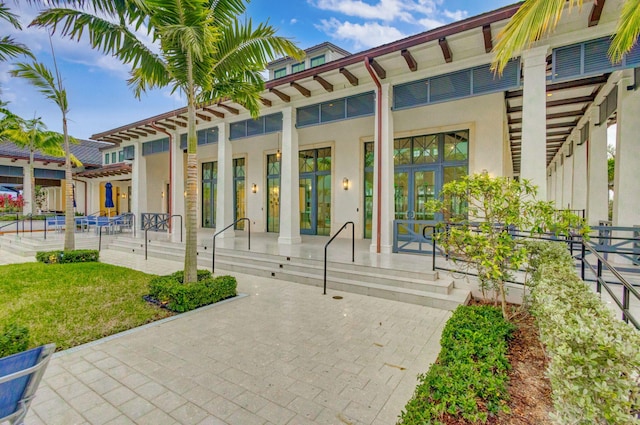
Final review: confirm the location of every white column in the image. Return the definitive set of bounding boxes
[131,142,147,236]
[171,134,186,242]
[520,46,549,200]
[22,165,33,215]
[375,83,394,254]
[555,160,563,205]
[572,135,588,213]
[278,106,301,244]
[215,123,234,238]
[612,76,640,226]
[562,146,573,209]
[587,108,609,225]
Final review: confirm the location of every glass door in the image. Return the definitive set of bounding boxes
[202,161,217,228]
[395,168,438,235]
[233,158,245,229]
[299,148,331,235]
[266,154,280,233]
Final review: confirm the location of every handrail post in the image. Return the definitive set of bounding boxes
[145,226,149,260]
[99,225,103,251]
[323,221,355,295]
[324,243,328,295]
[44,218,47,240]
[581,239,586,281]
[212,236,216,273]
[15,213,18,236]
[432,226,437,272]
[351,221,354,263]
[596,258,602,293]
[211,217,251,274]
[622,285,630,323]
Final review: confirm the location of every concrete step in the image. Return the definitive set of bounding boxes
[105,236,469,310]
[0,234,107,256]
[108,237,446,293]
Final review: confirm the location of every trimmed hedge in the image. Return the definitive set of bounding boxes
[527,241,640,424]
[148,270,236,313]
[0,323,29,358]
[399,305,515,424]
[36,249,99,264]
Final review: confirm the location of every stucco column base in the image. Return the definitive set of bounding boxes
[278,236,302,245]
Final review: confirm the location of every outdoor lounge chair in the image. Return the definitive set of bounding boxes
[0,344,55,425]
[45,216,65,232]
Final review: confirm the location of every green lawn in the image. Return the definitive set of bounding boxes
[0,262,173,350]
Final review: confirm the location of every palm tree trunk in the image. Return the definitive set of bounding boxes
[183,51,198,283]
[63,115,74,250]
[29,147,35,215]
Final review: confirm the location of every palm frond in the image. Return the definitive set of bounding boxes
[0,36,34,61]
[11,62,68,114]
[492,0,582,74]
[0,2,22,29]
[609,0,640,63]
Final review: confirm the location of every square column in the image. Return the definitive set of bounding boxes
[171,134,186,242]
[587,108,609,225]
[572,136,588,212]
[278,106,302,244]
[520,46,549,200]
[554,161,563,205]
[612,76,640,226]
[369,83,395,254]
[562,148,573,209]
[215,123,235,239]
[278,107,302,245]
[131,143,147,235]
[22,165,33,215]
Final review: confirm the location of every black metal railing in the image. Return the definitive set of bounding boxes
[580,241,639,328]
[323,221,354,295]
[97,213,137,251]
[0,213,20,236]
[141,213,170,231]
[211,218,250,273]
[144,214,183,259]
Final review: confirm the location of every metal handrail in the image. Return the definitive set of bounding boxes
[323,221,355,295]
[144,214,183,260]
[580,240,640,328]
[0,213,19,235]
[212,218,250,273]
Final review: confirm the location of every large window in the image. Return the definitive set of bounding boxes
[274,67,286,79]
[230,113,282,140]
[142,138,170,156]
[266,154,280,233]
[363,142,374,239]
[292,62,305,73]
[299,148,331,236]
[310,55,325,67]
[296,92,374,128]
[233,158,245,230]
[180,127,218,149]
[201,161,217,228]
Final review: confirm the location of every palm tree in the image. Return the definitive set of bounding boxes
[492,0,640,73]
[0,112,73,214]
[31,0,303,283]
[11,61,75,250]
[0,1,33,61]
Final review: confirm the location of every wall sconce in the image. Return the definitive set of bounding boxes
[121,193,126,199]
[184,191,187,197]
[252,183,258,193]
[342,177,349,191]
[161,191,165,198]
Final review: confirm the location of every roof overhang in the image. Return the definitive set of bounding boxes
[76,163,132,178]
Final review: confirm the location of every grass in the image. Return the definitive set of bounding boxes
[0,262,173,350]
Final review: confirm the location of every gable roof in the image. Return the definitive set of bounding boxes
[0,139,112,167]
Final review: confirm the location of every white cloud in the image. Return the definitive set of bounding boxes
[316,18,406,50]
[443,9,468,21]
[290,18,298,24]
[310,0,468,50]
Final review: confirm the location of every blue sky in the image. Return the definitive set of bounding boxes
[0,0,515,139]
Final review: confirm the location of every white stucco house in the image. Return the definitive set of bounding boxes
[4,0,638,253]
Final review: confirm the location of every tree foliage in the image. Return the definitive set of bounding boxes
[428,173,587,318]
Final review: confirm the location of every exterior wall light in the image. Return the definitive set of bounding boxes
[343,177,349,190]
[161,191,165,198]
[252,183,258,193]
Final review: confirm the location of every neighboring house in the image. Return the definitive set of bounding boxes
[0,139,109,214]
[77,0,638,247]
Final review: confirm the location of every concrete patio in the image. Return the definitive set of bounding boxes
[22,250,451,425]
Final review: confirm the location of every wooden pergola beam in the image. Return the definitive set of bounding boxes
[196,113,211,121]
[439,37,453,63]
[259,97,272,107]
[313,75,333,92]
[165,118,186,128]
[339,67,359,86]
[589,0,606,26]
[368,58,386,79]
[290,81,311,97]
[218,103,239,115]
[482,25,492,53]
[202,107,224,119]
[156,122,176,130]
[269,88,291,102]
[401,49,417,72]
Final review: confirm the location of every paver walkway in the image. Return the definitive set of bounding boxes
[10,249,450,425]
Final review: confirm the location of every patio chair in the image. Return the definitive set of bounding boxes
[45,216,64,232]
[0,344,55,425]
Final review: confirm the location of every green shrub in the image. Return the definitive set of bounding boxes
[36,249,99,264]
[148,272,236,313]
[529,241,640,424]
[399,305,515,424]
[0,323,29,357]
[168,269,212,283]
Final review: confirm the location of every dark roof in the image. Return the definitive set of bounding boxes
[268,42,352,66]
[0,139,112,167]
